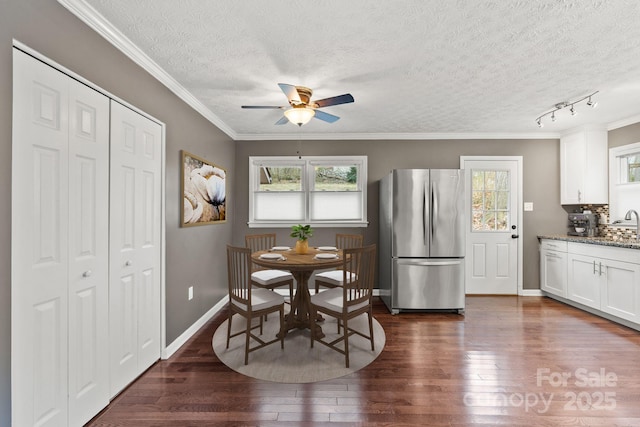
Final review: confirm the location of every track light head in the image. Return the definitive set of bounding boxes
[535,91,598,127]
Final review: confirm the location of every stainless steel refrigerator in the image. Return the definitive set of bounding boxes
[379,169,466,314]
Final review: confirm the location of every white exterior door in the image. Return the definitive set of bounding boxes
[109,100,162,397]
[12,49,110,426]
[460,157,522,294]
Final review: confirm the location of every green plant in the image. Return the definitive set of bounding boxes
[290,224,313,241]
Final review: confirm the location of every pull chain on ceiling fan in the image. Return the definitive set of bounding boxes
[241,83,354,126]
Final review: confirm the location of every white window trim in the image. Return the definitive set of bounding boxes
[248,156,368,228]
[609,142,640,225]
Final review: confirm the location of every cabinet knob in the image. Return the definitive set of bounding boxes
[82,270,92,278]
[125,260,133,267]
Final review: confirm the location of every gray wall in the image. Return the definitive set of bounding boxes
[0,1,234,423]
[233,138,569,291]
[609,122,640,148]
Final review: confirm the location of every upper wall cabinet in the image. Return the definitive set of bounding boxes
[560,129,608,205]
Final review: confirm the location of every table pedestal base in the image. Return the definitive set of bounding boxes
[278,270,325,339]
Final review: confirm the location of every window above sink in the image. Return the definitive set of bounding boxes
[610,142,640,224]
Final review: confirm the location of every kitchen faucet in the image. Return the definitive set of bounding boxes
[624,209,640,241]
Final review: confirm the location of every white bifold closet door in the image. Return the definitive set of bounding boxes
[109,101,162,397]
[12,50,110,427]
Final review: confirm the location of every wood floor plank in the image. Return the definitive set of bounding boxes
[87,296,640,426]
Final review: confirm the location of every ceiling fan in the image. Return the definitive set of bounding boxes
[241,83,354,126]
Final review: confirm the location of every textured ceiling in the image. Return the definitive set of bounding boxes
[68,0,640,139]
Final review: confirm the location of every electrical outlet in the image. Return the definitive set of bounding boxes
[524,202,534,211]
[188,286,194,301]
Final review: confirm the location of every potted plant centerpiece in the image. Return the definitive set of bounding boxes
[290,224,313,254]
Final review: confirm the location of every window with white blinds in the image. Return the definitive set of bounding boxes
[249,156,368,227]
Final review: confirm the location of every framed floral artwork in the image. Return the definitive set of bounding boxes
[181,150,226,226]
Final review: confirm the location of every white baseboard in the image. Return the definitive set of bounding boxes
[162,295,229,359]
[520,289,544,296]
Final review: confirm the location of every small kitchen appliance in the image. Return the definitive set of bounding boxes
[567,213,598,237]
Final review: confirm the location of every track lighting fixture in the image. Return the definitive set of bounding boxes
[535,91,598,127]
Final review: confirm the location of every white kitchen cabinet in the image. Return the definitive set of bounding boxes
[566,242,640,323]
[567,252,601,309]
[600,258,640,323]
[540,239,640,328]
[560,129,608,205]
[540,240,567,297]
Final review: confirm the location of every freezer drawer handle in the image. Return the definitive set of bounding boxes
[397,260,461,266]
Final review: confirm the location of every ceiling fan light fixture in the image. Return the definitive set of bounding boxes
[284,107,315,126]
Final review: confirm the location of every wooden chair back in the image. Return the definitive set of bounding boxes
[342,244,376,309]
[227,245,252,308]
[245,234,277,271]
[335,233,363,250]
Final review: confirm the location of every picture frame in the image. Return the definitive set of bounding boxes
[181,150,226,226]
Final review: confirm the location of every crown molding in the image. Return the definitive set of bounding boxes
[57,0,238,140]
[233,131,562,141]
[607,114,640,131]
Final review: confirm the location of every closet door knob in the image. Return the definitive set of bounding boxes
[125,260,133,267]
[82,270,92,278]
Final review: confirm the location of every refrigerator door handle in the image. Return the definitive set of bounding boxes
[396,259,462,267]
[422,183,427,246]
[431,182,437,243]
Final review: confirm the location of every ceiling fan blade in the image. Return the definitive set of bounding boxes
[274,116,289,125]
[314,93,354,108]
[241,105,285,109]
[278,83,301,103]
[313,110,340,123]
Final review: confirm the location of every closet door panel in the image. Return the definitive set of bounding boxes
[110,101,162,397]
[109,161,139,396]
[67,79,110,426]
[12,50,70,427]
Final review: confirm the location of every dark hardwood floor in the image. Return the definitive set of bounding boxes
[87,296,640,426]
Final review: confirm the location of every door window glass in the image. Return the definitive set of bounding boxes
[471,169,510,231]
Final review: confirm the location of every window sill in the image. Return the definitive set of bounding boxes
[248,221,369,228]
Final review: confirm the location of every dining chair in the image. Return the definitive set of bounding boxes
[245,234,294,303]
[309,244,377,368]
[226,245,285,365]
[314,233,364,293]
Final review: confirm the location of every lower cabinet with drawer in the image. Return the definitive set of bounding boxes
[541,239,640,327]
[540,240,567,298]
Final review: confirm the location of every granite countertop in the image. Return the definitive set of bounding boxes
[538,234,640,250]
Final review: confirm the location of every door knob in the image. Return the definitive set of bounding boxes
[82,270,92,278]
[125,260,133,267]
[511,234,519,239]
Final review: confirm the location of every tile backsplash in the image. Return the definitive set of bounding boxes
[578,205,638,241]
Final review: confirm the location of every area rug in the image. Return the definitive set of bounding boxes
[212,311,385,383]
